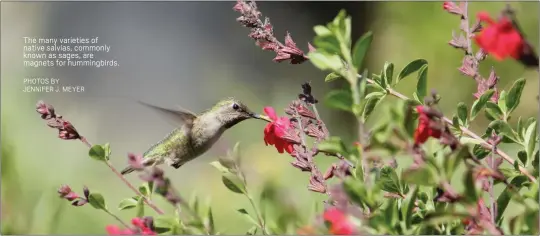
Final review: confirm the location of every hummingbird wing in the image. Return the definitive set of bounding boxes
[138,101,197,127]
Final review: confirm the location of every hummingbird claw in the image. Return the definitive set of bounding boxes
[252,113,272,122]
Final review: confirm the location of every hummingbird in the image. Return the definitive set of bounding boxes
[120,98,271,175]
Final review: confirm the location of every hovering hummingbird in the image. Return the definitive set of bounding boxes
[120,98,271,175]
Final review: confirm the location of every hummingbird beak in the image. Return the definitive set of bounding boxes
[251,113,272,122]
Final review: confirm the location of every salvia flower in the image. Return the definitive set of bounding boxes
[58,121,80,140]
[442,1,462,16]
[106,217,156,235]
[413,106,442,145]
[473,12,524,61]
[263,106,294,154]
[36,100,56,119]
[127,153,145,171]
[323,207,356,235]
[57,185,89,206]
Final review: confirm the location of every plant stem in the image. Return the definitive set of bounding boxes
[78,137,166,214]
[245,192,268,235]
[350,74,370,185]
[104,209,131,228]
[488,146,497,224]
[361,77,537,183]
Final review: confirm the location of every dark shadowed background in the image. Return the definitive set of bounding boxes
[1,1,538,234]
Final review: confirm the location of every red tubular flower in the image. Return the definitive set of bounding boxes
[106,226,134,235]
[106,218,156,235]
[263,107,294,154]
[414,106,441,145]
[323,207,355,235]
[473,12,524,61]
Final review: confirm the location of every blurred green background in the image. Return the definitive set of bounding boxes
[1,1,538,234]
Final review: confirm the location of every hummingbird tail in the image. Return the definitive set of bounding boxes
[120,166,135,175]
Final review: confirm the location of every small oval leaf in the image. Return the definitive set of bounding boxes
[221,173,245,194]
[505,78,526,113]
[89,145,107,162]
[470,90,495,120]
[325,72,343,82]
[396,59,428,83]
[416,64,429,102]
[118,198,137,210]
[88,192,107,210]
[352,31,373,70]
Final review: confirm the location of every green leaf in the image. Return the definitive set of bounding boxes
[246,226,258,235]
[470,90,495,120]
[517,117,524,140]
[382,62,394,87]
[103,143,111,159]
[324,90,353,112]
[378,166,402,194]
[463,169,479,203]
[402,165,439,186]
[456,102,468,127]
[402,187,419,229]
[524,120,537,162]
[313,34,341,55]
[135,196,145,218]
[343,178,376,209]
[505,78,526,113]
[313,25,332,36]
[325,72,343,82]
[496,176,529,223]
[206,207,215,234]
[89,145,107,162]
[221,173,245,194]
[415,64,428,102]
[362,95,383,121]
[518,151,527,166]
[117,197,137,210]
[498,90,508,114]
[351,31,373,70]
[229,142,242,162]
[210,161,230,174]
[423,211,470,226]
[308,51,343,72]
[154,215,180,231]
[384,199,399,227]
[488,120,519,143]
[460,136,483,145]
[139,182,153,197]
[485,102,503,121]
[88,193,107,210]
[444,146,470,180]
[327,10,351,46]
[396,59,428,83]
[317,136,348,155]
[237,208,259,226]
[451,115,461,132]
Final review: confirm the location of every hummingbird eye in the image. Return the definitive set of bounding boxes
[232,103,240,110]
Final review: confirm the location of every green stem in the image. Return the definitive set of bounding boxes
[245,192,268,235]
[103,209,131,229]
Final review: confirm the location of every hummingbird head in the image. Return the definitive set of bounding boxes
[210,98,271,129]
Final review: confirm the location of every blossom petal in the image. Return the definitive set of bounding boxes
[263,106,278,120]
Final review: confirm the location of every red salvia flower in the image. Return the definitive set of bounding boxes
[323,207,355,235]
[106,217,156,235]
[414,106,441,145]
[473,12,524,61]
[263,106,294,154]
